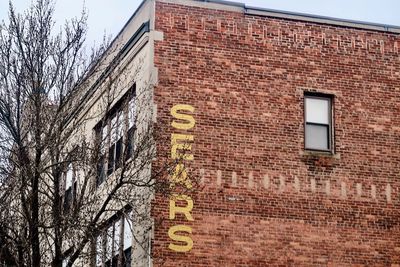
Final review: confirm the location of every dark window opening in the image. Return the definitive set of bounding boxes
[64,187,72,211]
[122,248,131,267]
[115,138,123,170]
[97,155,106,186]
[64,164,75,212]
[126,127,135,159]
[107,144,115,176]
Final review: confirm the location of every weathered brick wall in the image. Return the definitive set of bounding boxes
[152,1,400,266]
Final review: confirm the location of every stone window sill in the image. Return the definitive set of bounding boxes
[300,150,340,159]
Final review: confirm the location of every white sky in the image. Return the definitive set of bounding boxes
[0,0,399,46]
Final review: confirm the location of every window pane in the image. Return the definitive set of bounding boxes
[107,144,115,176]
[97,155,105,186]
[123,248,132,267]
[101,126,107,154]
[127,127,135,159]
[113,220,121,256]
[117,111,123,139]
[62,257,69,267]
[64,188,72,211]
[115,138,122,169]
[106,225,113,262]
[96,235,103,266]
[123,213,132,250]
[72,181,77,202]
[111,115,117,142]
[66,164,73,189]
[128,98,135,128]
[305,124,329,150]
[305,98,329,124]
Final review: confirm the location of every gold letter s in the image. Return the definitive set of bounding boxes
[171,104,195,130]
[168,225,193,252]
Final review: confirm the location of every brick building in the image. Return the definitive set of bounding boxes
[83,0,400,266]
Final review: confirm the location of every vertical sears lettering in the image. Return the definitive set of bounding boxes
[168,104,195,252]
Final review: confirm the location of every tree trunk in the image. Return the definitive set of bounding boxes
[31,172,40,267]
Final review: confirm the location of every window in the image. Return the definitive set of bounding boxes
[96,85,136,186]
[107,111,124,176]
[64,163,77,212]
[62,257,69,267]
[304,93,333,151]
[126,97,136,159]
[97,126,107,186]
[95,211,133,267]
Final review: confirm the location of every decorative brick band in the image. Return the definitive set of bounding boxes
[163,12,400,56]
[199,168,397,204]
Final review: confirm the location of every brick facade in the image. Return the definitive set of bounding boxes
[152,1,400,266]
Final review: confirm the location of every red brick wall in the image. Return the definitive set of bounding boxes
[152,1,400,266]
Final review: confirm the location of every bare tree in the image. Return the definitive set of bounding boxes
[0,1,195,266]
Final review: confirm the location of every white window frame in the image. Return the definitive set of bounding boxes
[304,93,333,152]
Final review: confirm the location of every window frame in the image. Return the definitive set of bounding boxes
[304,92,334,153]
[95,210,133,267]
[95,84,136,187]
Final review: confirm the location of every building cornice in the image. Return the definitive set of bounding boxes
[159,0,400,34]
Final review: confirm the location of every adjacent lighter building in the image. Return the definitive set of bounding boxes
[75,0,400,266]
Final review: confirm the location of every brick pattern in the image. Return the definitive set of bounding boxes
[152,1,400,266]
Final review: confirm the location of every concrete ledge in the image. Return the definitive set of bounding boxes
[300,150,341,160]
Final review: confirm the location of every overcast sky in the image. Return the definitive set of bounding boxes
[0,0,399,46]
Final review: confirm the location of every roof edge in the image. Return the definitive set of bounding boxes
[245,6,400,33]
[191,0,400,34]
